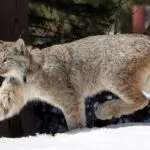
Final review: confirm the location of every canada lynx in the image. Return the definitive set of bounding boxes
[0,34,150,130]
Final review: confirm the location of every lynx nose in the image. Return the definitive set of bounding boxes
[0,76,5,87]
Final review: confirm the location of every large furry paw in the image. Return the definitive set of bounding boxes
[95,100,121,120]
[0,82,25,120]
[64,111,86,130]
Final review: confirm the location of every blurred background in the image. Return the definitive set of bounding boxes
[0,0,150,137]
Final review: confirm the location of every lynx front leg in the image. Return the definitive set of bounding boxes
[0,81,25,121]
[62,100,86,130]
[95,90,148,120]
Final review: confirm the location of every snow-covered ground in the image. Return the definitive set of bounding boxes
[0,123,150,150]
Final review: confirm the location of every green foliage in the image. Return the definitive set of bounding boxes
[28,0,129,47]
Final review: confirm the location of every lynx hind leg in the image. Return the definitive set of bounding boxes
[0,81,25,121]
[95,86,149,120]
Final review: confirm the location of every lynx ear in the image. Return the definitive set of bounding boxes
[15,38,29,57]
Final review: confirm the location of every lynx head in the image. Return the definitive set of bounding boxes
[0,38,30,83]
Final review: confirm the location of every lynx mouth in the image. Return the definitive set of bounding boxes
[0,76,5,87]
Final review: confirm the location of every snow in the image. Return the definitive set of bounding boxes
[0,123,150,150]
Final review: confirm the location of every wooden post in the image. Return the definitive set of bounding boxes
[0,0,37,137]
[20,104,37,137]
[0,120,10,137]
[0,0,28,41]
